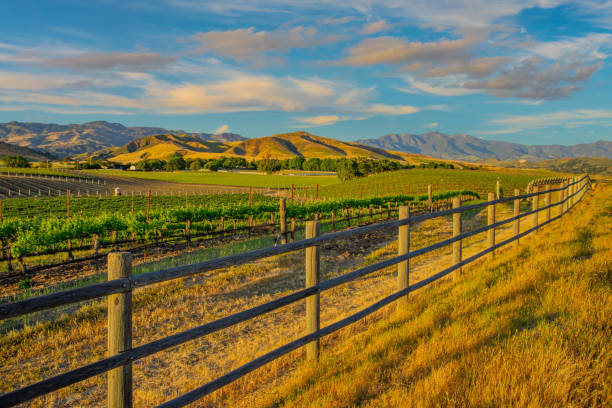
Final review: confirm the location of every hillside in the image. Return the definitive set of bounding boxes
[91,131,438,164]
[88,134,230,162]
[0,121,245,157]
[224,131,411,161]
[357,132,612,161]
[0,140,55,161]
[251,185,611,408]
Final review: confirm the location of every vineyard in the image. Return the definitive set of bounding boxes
[317,168,555,199]
[0,189,479,285]
[0,167,558,293]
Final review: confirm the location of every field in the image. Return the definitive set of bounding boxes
[84,169,338,188]
[253,184,611,408]
[318,168,557,199]
[1,167,600,408]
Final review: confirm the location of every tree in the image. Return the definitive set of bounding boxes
[288,156,306,170]
[320,158,337,172]
[257,159,282,174]
[165,154,186,171]
[189,160,202,170]
[4,155,30,168]
[336,159,362,181]
[303,158,321,171]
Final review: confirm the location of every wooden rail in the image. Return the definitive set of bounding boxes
[0,175,591,407]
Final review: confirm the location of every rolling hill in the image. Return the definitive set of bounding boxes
[0,140,55,161]
[89,131,437,164]
[223,131,410,161]
[356,132,612,161]
[87,134,231,162]
[0,121,245,157]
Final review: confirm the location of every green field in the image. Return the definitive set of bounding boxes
[0,167,80,178]
[85,169,338,188]
[317,168,558,199]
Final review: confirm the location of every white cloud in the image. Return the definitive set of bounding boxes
[490,109,612,129]
[529,33,612,61]
[214,124,229,133]
[292,115,343,127]
[397,76,479,96]
[422,122,438,128]
[362,20,390,35]
[191,26,340,66]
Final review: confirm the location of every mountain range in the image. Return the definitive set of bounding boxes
[0,121,610,162]
[0,121,245,157]
[356,132,612,161]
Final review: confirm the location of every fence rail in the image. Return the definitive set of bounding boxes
[0,175,591,408]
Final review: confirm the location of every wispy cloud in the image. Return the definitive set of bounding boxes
[362,20,390,35]
[45,52,178,71]
[489,109,612,130]
[422,122,438,128]
[191,26,340,66]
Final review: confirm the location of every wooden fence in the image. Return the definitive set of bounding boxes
[0,175,591,407]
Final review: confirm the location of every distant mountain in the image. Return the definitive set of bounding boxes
[89,134,230,162]
[0,121,246,157]
[89,131,434,164]
[0,140,55,161]
[356,132,612,161]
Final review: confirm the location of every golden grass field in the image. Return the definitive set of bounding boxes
[1,182,608,407]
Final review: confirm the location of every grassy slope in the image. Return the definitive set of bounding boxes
[254,184,611,408]
[85,169,339,188]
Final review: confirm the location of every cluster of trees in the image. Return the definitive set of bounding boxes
[135,155,252,172]
[255,157,404,179]
[2,155,31,168]
[419,161,456,169]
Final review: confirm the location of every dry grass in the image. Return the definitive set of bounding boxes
[249,184,611,408]
[1,184,607,407]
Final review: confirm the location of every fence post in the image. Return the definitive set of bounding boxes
[487,192,495,261]
[280,198,287,244]
[107,252,132,408]
[545,185,551,223]
[452,197,462,279]
[397,206,410,308]
[513,189,520,247]
[427,185,432,212]
[305,221,320,360]
[496,178,501,200]
[532,185,539,230]
[562,180,569,213]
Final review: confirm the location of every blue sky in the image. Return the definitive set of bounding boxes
[0,0,611,145]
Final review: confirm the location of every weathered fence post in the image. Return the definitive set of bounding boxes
[513,188,520,247]
[496,178,501,200]
[107,252,132,408]
[280,198,287,244]
[487,192,495,260]
[427,184,432,212]
[562,180,568,213]
[290,218,295,242]
[452,197,462,279]
[532,185,539,230]
[545,185,551,224]
[305,221,320,360]
[397,205,410,308]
